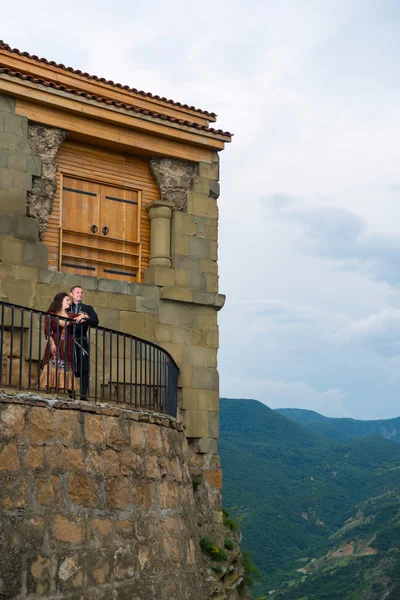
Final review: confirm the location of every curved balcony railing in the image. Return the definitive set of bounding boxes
[0,301,179,418]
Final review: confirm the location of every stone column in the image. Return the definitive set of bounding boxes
[147,201,173,268]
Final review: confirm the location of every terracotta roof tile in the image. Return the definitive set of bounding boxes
[0,40,217,118]
[0,67,233,138]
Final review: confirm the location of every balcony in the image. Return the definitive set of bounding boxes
[0,300,179,418]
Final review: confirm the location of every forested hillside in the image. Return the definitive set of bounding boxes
[277,408,400,444]
[220,398,400,597]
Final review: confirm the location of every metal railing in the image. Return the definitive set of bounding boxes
[0,300,179,418]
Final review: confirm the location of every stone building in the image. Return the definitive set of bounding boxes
[0,42,244,599]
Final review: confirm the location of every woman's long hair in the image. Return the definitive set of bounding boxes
[47,292,69,315]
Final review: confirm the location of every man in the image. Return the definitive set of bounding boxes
[69,286,99,400]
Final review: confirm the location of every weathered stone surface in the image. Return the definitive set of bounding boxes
[68,472,99,506]
[130,422,146,450]
[85,414,106,444]
[23,444,44,468]
[135,482,155,508]
[26,124,68,240]
[29,407,55,440]
[0,399,234,600]
[150,157,199,210]
[37,475,62,505]
[1,404,25,435]
[0,443,19,470]
[106,477,132,508]
[53,515,85,543]
[147,423,163,453]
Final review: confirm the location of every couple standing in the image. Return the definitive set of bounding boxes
[39,286,99,400]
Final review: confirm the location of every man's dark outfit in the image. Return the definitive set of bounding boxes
[72,302,99,398]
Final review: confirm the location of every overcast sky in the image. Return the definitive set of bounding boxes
[4,0,400,419]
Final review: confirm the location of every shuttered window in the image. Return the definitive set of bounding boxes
[44,141,160,282]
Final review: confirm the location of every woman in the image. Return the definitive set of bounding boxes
[40,292,77,392]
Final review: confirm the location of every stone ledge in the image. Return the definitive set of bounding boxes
[38,269,160,298]
[161,286,225,310]
[0,390,184,431]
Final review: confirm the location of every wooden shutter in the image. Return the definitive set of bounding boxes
[44,141,160,282]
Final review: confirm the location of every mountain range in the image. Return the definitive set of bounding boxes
[277,408,400,444]
[219,399,400,599]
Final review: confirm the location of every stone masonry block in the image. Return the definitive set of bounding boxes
[15,137,33,153]
[193,176,211,195]
[174,268,189,287]
[192,366,219,390]
[0,189,27,215]
[160,343,184,365]
[14,216,39,242]
[206,274,219,293]
[2,278,35,307]
[188,270,206,291]
[187,192,218,219]
[174,255,200,272]
[0,236,24,264]
[183,346,207,367]
[208,411,220,438]
[189,238,210,260]
[0,95,16,113]
[199,161,219,181]
[23,241,48,269]
[34,283,65,310]
[196,306,218,329]
[181,389,198,410]
[135,296,158,314]
[179,365,192,388]
[158,301,196,328]
[6,151,27,172]
[189,437,218,454]
[0,214,14,236]
[0,148,7,167]
[160,286,193,303]
[14,170,32,191]
[26,155,42,177]
[96,307,120,330]
[15,265,39,282]
[144,266,175,287]
[185,409,209,438]
[4,114,28,137]
[204,224,218,241]
[210,240,218,261]
[200,258,218,275]
[154,324,172,343]
[120,311,156,340]
[209,180,220,200]
[207,347,217,367]
[0,167,15,188]
[97,278,129,295]
[58,272,97,291]
[198,390,219,411]
[127,282,160,299]
[172,234,189,256]
[0,132,16,151]
[170,327,191,344]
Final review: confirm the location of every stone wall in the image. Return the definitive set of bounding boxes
[0,94,42,217]
[0,394,245,600]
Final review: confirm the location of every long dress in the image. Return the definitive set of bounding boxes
[40,314,75,391]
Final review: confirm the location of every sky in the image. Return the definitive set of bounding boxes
[4,0,400,419]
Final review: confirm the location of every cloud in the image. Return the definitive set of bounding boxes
[263,194,400,285]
